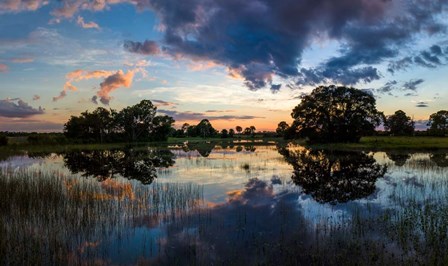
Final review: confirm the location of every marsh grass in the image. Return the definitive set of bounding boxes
[0,168,203,265]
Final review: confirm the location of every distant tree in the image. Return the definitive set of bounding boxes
[221,129,229,138]
[427,110,448,136]
[384,110,415,136]
[249,126,256,137]
[291,85,383,143]
[244,127,251,135]
[235,126,242,135]
[276,121,289,137]
[182,123,190,136]
[196,119,216,138]
[228,128,235,138]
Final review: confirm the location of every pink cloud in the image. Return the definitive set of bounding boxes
[0,64,8,72]
[54,69,115,102]
[11,57,34,63]
[76,16,100,30]
[96,70,136,105]
[0,0,48,12]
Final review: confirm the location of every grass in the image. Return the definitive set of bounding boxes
[301,136,448,151]
[0,168,203,265]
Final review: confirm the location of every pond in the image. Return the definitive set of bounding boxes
[1,142,448,265]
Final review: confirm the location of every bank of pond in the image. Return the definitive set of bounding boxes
[1,142,448,265]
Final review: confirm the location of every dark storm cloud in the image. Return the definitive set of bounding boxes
[388,44,448,73]
[0,98,44,118]
[126,0,448,90]
[158,109,263,121]
[377,80,398,94]
[123,40,161,55]
[403,79,424,91]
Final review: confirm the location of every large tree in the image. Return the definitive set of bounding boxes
[427,110,448,136]
[384,110,414,136]
[291,85,383,143]
[115,99,157,141]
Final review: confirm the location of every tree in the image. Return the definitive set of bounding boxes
[116,100,157,141]
[196,119,216,138]
[384,110,414,136]
[221,129,229,138]
[276,121,289,137]
[151,115,175,141]
[235,126,242,135]
[427,110,448,136]
[228,128,235,138]
[181,123,190,136]
[291,85,383,143]
[244,127,252,135]
[249,126,256,137]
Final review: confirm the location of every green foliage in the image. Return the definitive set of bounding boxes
[63,100,175,143]
[384,110,415,136]
[427,110,448,136]
[228,128,235,138]
[291,85,383,143]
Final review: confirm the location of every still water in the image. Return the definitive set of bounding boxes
[1,143,448,265]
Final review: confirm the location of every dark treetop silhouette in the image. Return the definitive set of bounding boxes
[290,85,383,143]
[384,110,415,136]
[279,146,387,204]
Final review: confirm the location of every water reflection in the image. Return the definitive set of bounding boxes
[63,148,175,184]
[386,152,411,167]
[279,147,387,204]
[182,142,216,157]
[430,152,448,167]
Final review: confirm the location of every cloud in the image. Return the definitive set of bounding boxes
[388,44,448,73]
[97,70,136,105]
[0,64,8,72]
[32,95,40,101]
[54,69,115,101]
[124,0,448,90]
[415,101,429,108]
[11,57,34,63]
[403,79,424,91]
[0,117,62,132]
[0,0,48,13]
[76,16,100,30]
[152,99,177,107]
[158,109,263,122]
[377,80,398,94]
[0,98,44,118]
[124,40,161,55]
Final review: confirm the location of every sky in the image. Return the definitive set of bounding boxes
[0,0,447,132]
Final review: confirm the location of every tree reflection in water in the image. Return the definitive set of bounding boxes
[430,152,448,167]
[386,152,411,167]
[279,147,387,204]
[63,147,175,184]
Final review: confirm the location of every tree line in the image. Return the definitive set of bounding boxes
[276,85,448,142]
[64,100,174,143]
